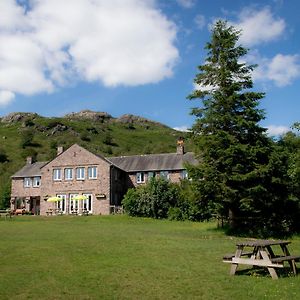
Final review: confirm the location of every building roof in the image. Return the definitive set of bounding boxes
[106,152,197,172]
[11,162,48,178]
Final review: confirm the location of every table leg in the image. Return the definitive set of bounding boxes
[280,245,297,274]
[230,247,243,275]
[260,249,278,280]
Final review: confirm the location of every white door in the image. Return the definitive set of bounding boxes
[56,194,66,214]
[83,193,93,214]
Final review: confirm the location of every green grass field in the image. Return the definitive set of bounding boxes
[1,216,300,300]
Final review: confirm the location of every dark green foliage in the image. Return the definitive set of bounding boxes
[0,182,10,209]
[0,149,9,163]
[20,129,35,148]
[188,20,295,236]
[122,178,180,219]
[80,131,91,142]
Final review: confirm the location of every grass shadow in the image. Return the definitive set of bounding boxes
[235,266,298,279]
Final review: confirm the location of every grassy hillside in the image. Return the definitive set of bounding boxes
[0,110,191,208]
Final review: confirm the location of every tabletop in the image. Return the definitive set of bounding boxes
[236,240,290,247]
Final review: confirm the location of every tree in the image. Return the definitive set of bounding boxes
[188,20,287,234]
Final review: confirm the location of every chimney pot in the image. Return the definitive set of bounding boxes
[57,146,64,156]
[26,156,33,165]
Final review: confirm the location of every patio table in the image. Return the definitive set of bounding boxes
[223,240,300,279]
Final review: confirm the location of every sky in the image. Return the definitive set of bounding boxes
[0,0,299,136]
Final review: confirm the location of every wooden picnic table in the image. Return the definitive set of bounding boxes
[223,239,300,279]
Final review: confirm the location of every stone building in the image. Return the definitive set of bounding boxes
[10,140,196,215]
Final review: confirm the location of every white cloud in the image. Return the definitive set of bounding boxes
[173,125,190,132]
[248,52,300,87]
[0,90,15,106]
[267,125,290,136]
[231,7,285,46]
[176,0,195,8]
[0,0,178,98]
[265,54,300,87]
[194,15,206,30]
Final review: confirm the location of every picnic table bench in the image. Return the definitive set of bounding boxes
[223,239,300,279]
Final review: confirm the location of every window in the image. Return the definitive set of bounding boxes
[33,176,41,187]
[136,172,145,183]
[53,169,62,181]
[69,194,79,213]
[147,172,155,181]
[180,170,188,180]
[160,171,169,180]
[88,166,97,179]
[83,193,93,213]
[76,167,85,180]
[64,168,73,180]
[24,177,31,187]
[56,194,66,213]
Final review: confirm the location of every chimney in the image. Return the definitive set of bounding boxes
[26,156,33,165]
[57,146,64,156]
[176,137,185,155]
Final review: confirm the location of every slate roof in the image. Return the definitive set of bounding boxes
[11,162,48,178]
[106,152,197,172]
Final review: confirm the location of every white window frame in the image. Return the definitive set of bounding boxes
[56,194,66,214]
[76,167,85,180]
[83,193,93,213]
[64,168,73,181]
[53,168,62,181]
[69,194,79,213]
[24,177,32,187]
[33,176,41,187]
[136,172,145,183]
[88,166,97,179]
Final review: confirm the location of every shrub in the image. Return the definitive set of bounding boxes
[122,178,180,219]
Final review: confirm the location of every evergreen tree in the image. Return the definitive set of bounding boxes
[188,20,284,234]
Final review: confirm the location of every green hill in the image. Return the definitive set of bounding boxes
[0,110,190,208]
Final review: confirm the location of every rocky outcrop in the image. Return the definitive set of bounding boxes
[115,114,167,128]
[64,110,113,122]
[1,112,39,123]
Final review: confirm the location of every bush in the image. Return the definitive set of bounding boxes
[122,178,180,219]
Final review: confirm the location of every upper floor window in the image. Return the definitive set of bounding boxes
[160,171,169,180]
[64,168,73,180]
[33,176,41,187]
[53,169,62,181]
[76,167,85,180]
[88,166,97,179]
[24,177,31,187]
[136,172,145,183]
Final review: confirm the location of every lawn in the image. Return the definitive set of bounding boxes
[1,216,300,300]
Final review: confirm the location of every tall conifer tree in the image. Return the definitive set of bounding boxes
[188,20,275,231]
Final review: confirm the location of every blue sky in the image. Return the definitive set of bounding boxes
[0,0,299,135]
